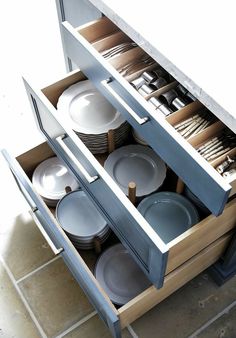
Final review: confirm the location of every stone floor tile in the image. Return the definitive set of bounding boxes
[197,303,236,338]
[0,260,40,338]
[18,257,93,338]
[62,315,132,338]
[131,272,236,338]
[0,212,54,280]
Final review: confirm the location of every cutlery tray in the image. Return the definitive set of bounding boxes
[61,16,236,216]
[3,140,235,338]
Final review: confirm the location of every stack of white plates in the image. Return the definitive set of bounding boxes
[57,80,130,154]
[56,189,110,250]
[95,243,151,305]
[104,144,166,197]
[32,157,79,207]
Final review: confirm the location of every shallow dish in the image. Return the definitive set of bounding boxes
[94,243,151,305]
[104,144,166,197]
[32,157,79,202]
[57,80,125,134]
[56,189,107,238]
[137,192,199,243]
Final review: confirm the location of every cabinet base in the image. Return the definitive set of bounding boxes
[208,262,236,286]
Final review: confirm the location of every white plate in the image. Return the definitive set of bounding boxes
[56,189,107,237]
[57,80,126,134]
[32,157,79,200]
[95,243,151,305]
[104,145,166,197]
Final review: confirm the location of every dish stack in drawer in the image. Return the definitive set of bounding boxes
[3,139,235,338]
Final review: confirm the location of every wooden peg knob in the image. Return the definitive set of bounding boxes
[176,178,185,194]
[128,181,136,204]
[93,236,102,255]
[65,186,72,194]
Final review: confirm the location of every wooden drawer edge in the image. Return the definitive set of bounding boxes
[118,231,232,329]
[166,198,236,274]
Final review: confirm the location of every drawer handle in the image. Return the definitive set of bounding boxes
[56,135,99,184]
[30,209,64,256]
[101,78,149,125]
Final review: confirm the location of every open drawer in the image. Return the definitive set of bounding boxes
[61,16,236,216]
[1,143,235,338]
[23,69,236,289]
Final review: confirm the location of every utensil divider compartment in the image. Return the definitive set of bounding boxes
[92,30,133,53]
[108,47,147,70]
[166,101,204,125]
[3,142,235,337]
[78,16,119,43]
[144,81,178,100]
[125,63,160,83]
[61,19,233,216]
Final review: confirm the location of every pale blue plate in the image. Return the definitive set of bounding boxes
[137,192,199,243]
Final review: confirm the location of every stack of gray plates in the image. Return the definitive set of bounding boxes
[56,189,110,249]
[32,157,79,207]
[57,80,130,154]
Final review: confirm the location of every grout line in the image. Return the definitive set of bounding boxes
[127,324,139,338]
[16,255,61,284]
[0,256,47,338]
[187,300,236,338]
[55,311,97,338]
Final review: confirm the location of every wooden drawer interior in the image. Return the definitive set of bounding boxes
[76,17,236,196]
[16,141,235,328]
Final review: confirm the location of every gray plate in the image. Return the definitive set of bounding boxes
[94,243,151,305]
[56,189,107,237]
[137,192,199,243]
[104,145,166,197]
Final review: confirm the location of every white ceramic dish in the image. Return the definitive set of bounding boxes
[137,192,199,243]
[57,80,125,134]
[104,145,166,196]
[32,157,79,202]
[56,189,107,238]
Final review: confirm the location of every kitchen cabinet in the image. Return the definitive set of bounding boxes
[2,1,236,337]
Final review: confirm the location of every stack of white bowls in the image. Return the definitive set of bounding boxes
[57,80,130,154]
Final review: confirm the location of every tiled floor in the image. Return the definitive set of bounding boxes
[0,207,236,338]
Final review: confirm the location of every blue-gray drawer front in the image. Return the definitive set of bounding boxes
[61,21,231,216]
[23,78,168,289]
[1,149,121,338]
